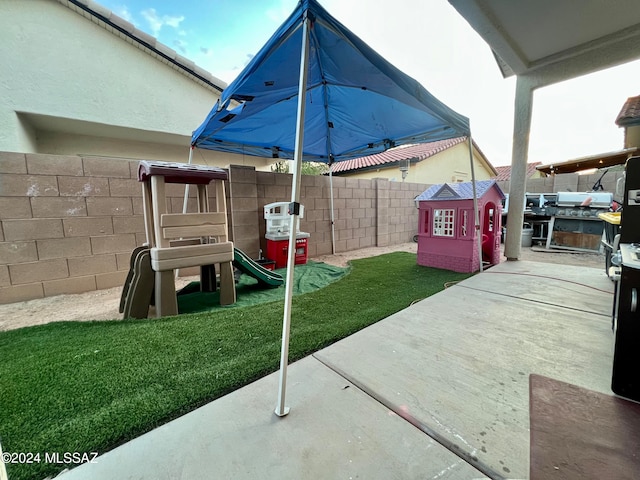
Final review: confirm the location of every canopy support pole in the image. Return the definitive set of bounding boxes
[275,13,311,417]
[329,168,336,254]
[0,440,8,480]
[468,135,483,273]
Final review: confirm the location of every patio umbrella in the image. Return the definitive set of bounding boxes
[191,0,475,416]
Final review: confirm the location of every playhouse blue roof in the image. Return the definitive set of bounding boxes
[416,179,504,202]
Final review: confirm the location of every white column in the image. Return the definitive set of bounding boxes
[505,76,535,260]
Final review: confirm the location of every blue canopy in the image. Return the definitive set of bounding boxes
[190,0,475,417]
[191,0,470,162]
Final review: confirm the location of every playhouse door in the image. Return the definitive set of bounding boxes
[482,202,500,265]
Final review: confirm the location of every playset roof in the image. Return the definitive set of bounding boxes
[416,179,504,202]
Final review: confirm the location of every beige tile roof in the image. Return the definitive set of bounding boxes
[616,95,640,127]
[493,162,542,181]
[330,137,468,174]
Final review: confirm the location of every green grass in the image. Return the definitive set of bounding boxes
[0,252,471,480]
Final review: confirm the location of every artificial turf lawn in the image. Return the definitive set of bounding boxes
[0,252,471,480]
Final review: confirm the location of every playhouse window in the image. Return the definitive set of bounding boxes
[433,209,455,237]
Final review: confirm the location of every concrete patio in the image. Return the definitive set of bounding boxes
[57,259,615,480]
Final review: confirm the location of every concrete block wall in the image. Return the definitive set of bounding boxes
[253,173,424,258]
[228,165,260,256]
[497,170,625,197]
[0,151,428,304]
[577,170,624,194]
[2,153,123,303]
[327,176,376,254]
[551,173,579,193]
[497,176,555,195]
[0,152,205,304]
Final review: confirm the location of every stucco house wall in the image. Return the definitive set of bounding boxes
[624,125,640,149]
[0,0,270,170]
[411,142,493,184]
[333,141,494,184]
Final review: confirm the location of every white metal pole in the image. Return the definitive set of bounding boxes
[275,14,310,417]
[329,168,336,254]
[0,440,8,480]
[468,135,483,273]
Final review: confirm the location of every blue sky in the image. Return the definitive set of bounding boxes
[97,0,640,167]
[99,0,297,83]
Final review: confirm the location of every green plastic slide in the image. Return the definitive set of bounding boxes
[233,248,284,288]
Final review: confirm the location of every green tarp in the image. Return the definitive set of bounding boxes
[177,261,348,314]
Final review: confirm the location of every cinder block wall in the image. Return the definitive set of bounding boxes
[0,152,428,304]
[497,170,625,197]
[577,171,625,194]
[0,152,206,304]
[254,173,423,257]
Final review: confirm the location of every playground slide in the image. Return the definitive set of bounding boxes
[233,248,284,288]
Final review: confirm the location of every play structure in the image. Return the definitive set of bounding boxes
[416,180,504,273]
[120,160,283,319]
[263,202,310,269]
[233,248,284,287]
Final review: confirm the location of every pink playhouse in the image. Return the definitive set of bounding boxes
[416,180,505,273]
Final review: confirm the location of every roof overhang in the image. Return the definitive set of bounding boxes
[448,0,640,87]
[18,112,191,146]
[536,148,640,175]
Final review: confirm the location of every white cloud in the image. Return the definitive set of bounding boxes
[141,8,185,37]
[163,15,183,29]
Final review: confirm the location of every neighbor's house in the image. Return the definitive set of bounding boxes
[521,96,640,192]
[493,162,545,182]
[616,95,640,150]
[0,0,271,169]
[493,162,559,205]
[329,137,497,183]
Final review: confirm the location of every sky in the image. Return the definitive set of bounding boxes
[98,0,640,167]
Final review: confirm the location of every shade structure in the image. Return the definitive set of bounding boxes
[192,0,470,161]
[190,0,472,416]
